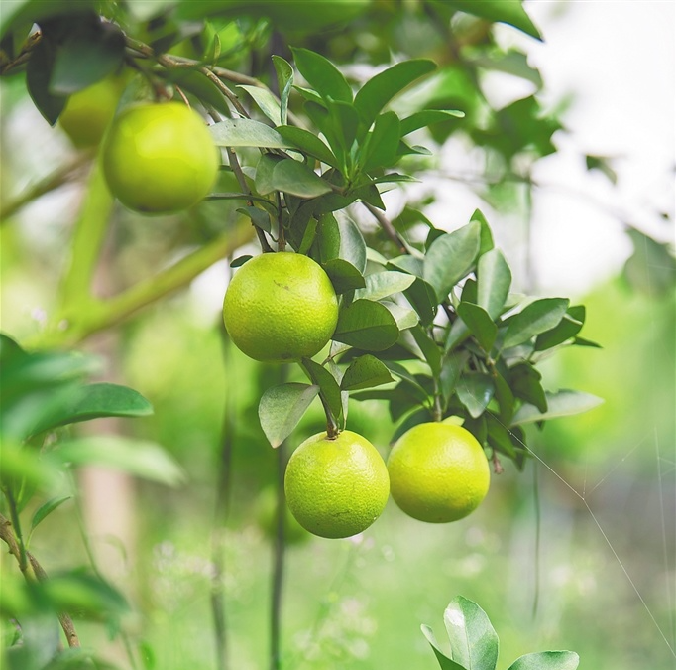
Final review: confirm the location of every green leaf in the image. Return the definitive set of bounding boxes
[511,390,604,426]
[476,248,511,319]
[236,206,272,233]
[354,271,415,302]
[354,60,436,127]
[507,651,580,670]
[503,298,569,349]
[210,118,292,148]
[382,302,419,331]
[271,159,332,198]
[163,68,232,116]
[30,383,153,436]
[322,258,366,293]
[53,437,185,486]
[316,213,367,273]
[510,363,547,412]
[410,326,442,377]
[535,306,585,350]
[273,55,293,125]
[291,47,353,103]
[401,277,438,327]
[255,153,283,195]
[238,84,282,126]
[341,355,393,391]
[465,50,543,88]
[444,596,499,670]
[328,99,360,154]
[442,0,542,40]
[423,221,481,302]
[472,209,495,255]
[493,371,515,424]
[301,359,343,422]
[259,383,320,449]
[486,413,516,459]
[420,625,467,670]
[334,299,399,351]
[457,303,498,351]
[277,126,340,168]
[361,111,401,172]
[392,406,433,442]
[622,228,676,295]
[26,36,66,125]
[400,109,465,136]
[440,351,469,404]
[30,495,72,534]
[457,374,494,419]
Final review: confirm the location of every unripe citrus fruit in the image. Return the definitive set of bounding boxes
[284,430,390,539]
[223,252,339,364]
[59,76,125,149]
[388,422,490,523]
[101,101,219,214]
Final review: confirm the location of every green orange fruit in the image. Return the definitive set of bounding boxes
[284,430,390,539]
[223,252,339,364]
[388,422,490,523]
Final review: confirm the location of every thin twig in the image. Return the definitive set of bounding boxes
[0,512,80,648]
[363,202,408,254]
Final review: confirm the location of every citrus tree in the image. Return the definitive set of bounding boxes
[0,1,623,668]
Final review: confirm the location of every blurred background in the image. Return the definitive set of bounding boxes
[0,1,674,669]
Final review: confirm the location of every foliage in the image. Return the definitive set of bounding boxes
[422,596,579,670]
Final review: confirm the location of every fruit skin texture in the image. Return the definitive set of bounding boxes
[223,252,339,364]
[388,422,490,523]
[284,430,390,539]
[59,76,124,149]
[101,101,218,214]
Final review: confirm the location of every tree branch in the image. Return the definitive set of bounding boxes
[363,202,408,255]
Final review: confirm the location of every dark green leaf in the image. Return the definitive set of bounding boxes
[361,111,401,172]
[354,271,415,301]
[420,625,467,670]
[255,153,283,196]
[30,495,72,534]
[511,390,604,426]
[403,277,439,327]
[400,109,464,136]
[259,382,320,448]
[442,0,542,40]
[230,255,252,268]
[410,326,442,376]
[443,596,499,670]
[277,126,340,168]
[334,299,399,351]
[238,84,282,125]
[461,277,477,304]
[273,55,293,125]
[423,221,481,301]
[493,370,515,424]
[53,437,185,486]
[457,373,494,419]
[236,206,272,233]
[382,302,419,331]
[26,36,66,125]
[457,303,498,351]
[354,60,436,127]
[316,213,367,272]
[509,363,547,413]
[322,258,366,292]
[535,306,585,350]
[341,355,393,391]
[486,413,516,459]
[301,358,343,422]
[210,118,291,148]
[271,159,332,198]
[472,209,495,255]
[476,248,511,319]
[328,99,360,154]
[440,350,469,404]
[291,47,353,103]
[503,298,569,349]
[507,651,580,670]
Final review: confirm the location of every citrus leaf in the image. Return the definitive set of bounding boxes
[457,303,498,351]
[442,0,542,40]
[534,306,585,350]
[509,363,547,413]
[210,118,292,148]
[507,651,580,670]
[503,298,569,349]
[259,383,320,449]
[476,248,511,319]
[317,213,367,273]
[354,60,436,127]
[26,36,67,125]
[440,350,469,404]
[341,355,393,391]
[382,302,419,331]
[238,84,282,126]
[361,111,400,172]
[443,596,499,670]
[322,258,366,293]
[255,153,283,195]
[30,495,72,534]
[300,359,343,422]
[334,299,399,351]
[277,125,340,168]
[273,55,293,125]
[457,373,494,419]
[291,47,353,103]
[53,437,185,486]
[354,271,415,302]
[400,109,465,136]
[423,221,481,302]
[511,390,604,426]
[410,325,442,376]
[271,159,332,198]
[420,625,467,670]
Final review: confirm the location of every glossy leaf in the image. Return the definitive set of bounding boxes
[410,326,442,376]
[334,299,399,351]
[328,99,360,153]
[502,298,569,349]
[341,355,394,391]
[259,383,320,448]
[507,651,580,670]
[30,495,72,533]
[361,111,401,172]
[26,37,67,125]
[476,248,511,319]
[442,0,542,40]
[301,359,343,422]
[400,109,464,136]
[271,159,332,198]
[354,271,415,302]
[457,373,494,419]
[511,390,604,426]
[423,221,481,302]
[457,303,498,351]
[53,437,185,486]
[535,306,585,350]
[444,595,499,670]
[440,350,469,403]
[238,84,282,125]
[273,55,293,125]
[291,47,353,103]
[322,258,366,292]
[210,118,291,148]
[509,363,547,413]
[277,125,340,168]
[382,302,419,331]
[316,213,368,273]
[420,625,467,670]
[472,209,495,255]
[354,60,436,127]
